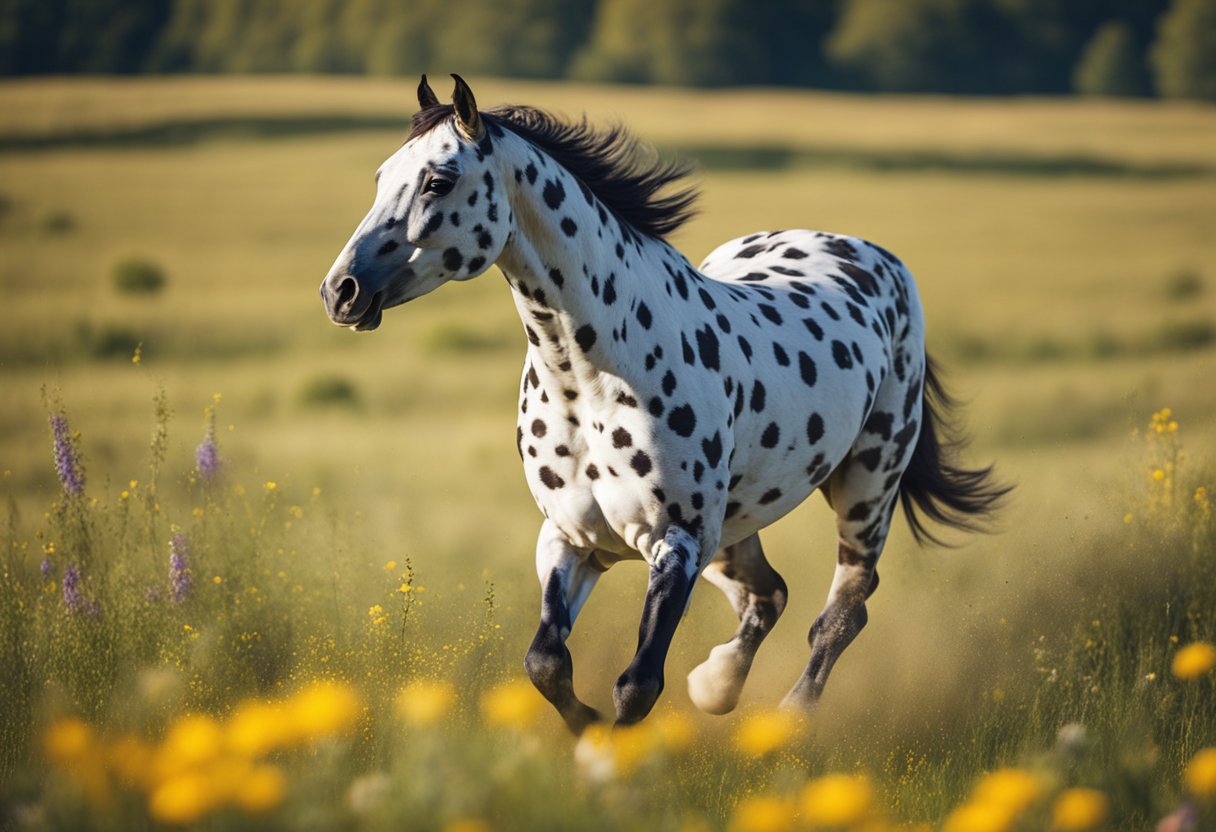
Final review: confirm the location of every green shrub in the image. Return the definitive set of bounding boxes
[1165,269,1204,301]
[297,374,361,408]
[39,210,76,234]
[111,257,167,295]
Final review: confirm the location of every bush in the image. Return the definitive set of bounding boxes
[111,257,166,295]
[1165,269,1204,301]
[297,374,361,408]
[39,210,76,234]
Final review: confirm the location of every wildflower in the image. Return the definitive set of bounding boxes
[394,680,457,726]
[480,678,545,729]
[43,717,94,764]
[62,564,85,612]
[169,534,192,603]
[1185,747,1216,799]
[285,680,361,741]
[264,481,277,492]
[385,560,397,571]
[728,795,797,832]
[195,397,221,480]
[49,412,85,495]
[40,557,53,581]
[800,773,873,827]
[942,801,1017,832]
[1051,788,1109,831]
[212,575,222,585]
[444,820,494,832]
[732,709,801,757]
[1171,641,1216,680]
[158,714,224,776]
[972,768,1044,815]
[650,710,695,753]
[226,700,290,758]
[235,764,286,813]
[148,771,215,825]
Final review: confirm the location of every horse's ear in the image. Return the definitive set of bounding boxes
[450,74,484,141]
[417,75,440,109]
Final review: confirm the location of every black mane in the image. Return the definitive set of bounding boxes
[409,104,698,240]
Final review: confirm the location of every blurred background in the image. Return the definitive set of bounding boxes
[2,0,1216,98]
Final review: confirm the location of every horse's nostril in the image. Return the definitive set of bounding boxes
[335,276,358,311]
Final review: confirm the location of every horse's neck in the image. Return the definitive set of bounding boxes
[496,148,692,391]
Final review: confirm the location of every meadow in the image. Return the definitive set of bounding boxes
[0,76,1214,830]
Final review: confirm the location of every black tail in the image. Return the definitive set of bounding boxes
[899,355,1012,546]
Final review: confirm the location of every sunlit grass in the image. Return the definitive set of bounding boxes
[1,77,1215,830]
[4,398,1213,829]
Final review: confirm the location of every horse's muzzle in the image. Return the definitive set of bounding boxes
[320,272,384,331]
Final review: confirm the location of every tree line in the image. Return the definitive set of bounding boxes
[1,0,1213,99]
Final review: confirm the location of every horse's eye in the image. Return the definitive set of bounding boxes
[425,177,455,196]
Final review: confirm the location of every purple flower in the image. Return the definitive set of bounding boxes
[195,432,219,480]
[169,533,192,603]
[62,563,84,612]
[49,413,84,495]
[41,558,53,580]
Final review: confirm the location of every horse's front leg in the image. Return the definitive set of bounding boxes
[524,519,605,735]
[613,525,703,725]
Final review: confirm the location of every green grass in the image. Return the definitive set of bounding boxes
[1,77,1215,830]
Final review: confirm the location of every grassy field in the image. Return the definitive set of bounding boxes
[1,76,1215,830]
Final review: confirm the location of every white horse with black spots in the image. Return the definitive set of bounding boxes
[320,76,1008,732]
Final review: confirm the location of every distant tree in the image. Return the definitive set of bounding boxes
[573,0,823,87]
[1152,0,1216,99]
[435,0,597,79]
[1073,21,1151,95]
[826,0,1007,93]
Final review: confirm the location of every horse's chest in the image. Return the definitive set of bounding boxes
[516,388,664,555]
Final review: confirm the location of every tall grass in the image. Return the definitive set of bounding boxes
[2,393,1212,831]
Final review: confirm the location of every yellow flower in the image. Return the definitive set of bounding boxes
[728,795,797,832]
[1171,642,1216,679]
[108,735,155,787]
[941,801,1017,832]
[444,819,494,832]
[480,678,545,729]
[1185,747,1216,799]
[732,709,801,757]
[213,575,222,585]
[650,710,696,753]
[1152,469,1166,482]
[285,681,361,742]
[43,717,94,765]
[264,481,277,491]
[385,560,397,571]
[1050,788,1109,831]
[800,773,873,827]
[155,714,223,782]
[226,700,291,758]
[395,680,457,726]
[148,772,216,825]
[235,764,287,814]
[972,768,1043,815]
[1122,513,1133,525]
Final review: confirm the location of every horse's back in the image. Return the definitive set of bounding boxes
[696,229,928,544]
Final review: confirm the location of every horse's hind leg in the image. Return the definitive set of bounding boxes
[525,520,604,734]
[687,534,787,714]
[782,389,917,709]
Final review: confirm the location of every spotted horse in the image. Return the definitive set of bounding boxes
[320,76,1010,732]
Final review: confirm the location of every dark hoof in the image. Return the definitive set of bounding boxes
[562,703,603,736]
[612,670,663,725]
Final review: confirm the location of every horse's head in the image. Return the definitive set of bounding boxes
[320,75,512,331]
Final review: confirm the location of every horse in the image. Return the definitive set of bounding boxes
[320,75,1009,733]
